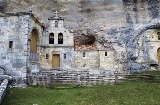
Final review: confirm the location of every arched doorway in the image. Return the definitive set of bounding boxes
[30,29,39,61]
[157,48,160,64]
[30,29,38,53]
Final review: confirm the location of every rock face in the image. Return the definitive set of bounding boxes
[5,0,159,37]
[3,0,160,72]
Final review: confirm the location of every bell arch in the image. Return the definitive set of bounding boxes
[58,33,63,44]
[49,33,54,44]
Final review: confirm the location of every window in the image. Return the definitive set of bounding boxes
[46,54,49,59]
[83,52,85,57]
[9,41,13,48]
[64,54,66,59]
[49,33,54,44]
[58,33,63,44]
[157,32,160,40]
[105,52,107,56]
[55,21,58,27]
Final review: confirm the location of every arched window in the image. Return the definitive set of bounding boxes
[49,33,54,44]
[83,52,85,57]
[105,52,107,56]
[9,41,13,48]
[157,32,160,40]
[58,33,63,44]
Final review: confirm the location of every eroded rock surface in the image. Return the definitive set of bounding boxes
[3,0,160,72]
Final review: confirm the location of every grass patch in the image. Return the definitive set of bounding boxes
[2,71,160,105]
[2,80,160,105]
[128,71,160,83]
[134,71,160,75]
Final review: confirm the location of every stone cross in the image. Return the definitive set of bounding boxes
[54,11,59,18]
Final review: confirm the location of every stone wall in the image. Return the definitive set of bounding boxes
[0,14,29,77]
[74,51,99,68]
[0,13,43,77]
[74,50,117,70]
[99,50,116,70]
[41,47,74,69]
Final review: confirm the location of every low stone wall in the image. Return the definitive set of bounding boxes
[0,79,8,104]
[28,71,124,86]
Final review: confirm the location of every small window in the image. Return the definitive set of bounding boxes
[105,52,107,56]
[46,54,49,59]
[9,41,13,48]
[83,52,85,57]
[55,21,58,27]
[75,40,79,46]
[64,54,66,59]
[157,32,160,40]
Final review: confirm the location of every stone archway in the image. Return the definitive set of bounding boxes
[127,22,160,59]
[126,22,160,72]
[30,28,39,61]
[128,22,160,46]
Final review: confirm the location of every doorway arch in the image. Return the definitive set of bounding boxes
[30,29,39,53]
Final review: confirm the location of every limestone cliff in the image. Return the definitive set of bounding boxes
[3,0,160,72]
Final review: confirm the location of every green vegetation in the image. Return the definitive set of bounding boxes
[2,71,160,105]
[2,81,160,105]
[134,71,160,75]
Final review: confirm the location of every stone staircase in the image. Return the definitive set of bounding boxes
[28,68,125,86]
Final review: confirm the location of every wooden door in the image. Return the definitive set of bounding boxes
[157,48,160,64]
[52,54,60,67]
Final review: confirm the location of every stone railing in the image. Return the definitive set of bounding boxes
[0,79,8,104]
[30,52,39,61]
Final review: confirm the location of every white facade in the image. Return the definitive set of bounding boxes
[40,14,74,69]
